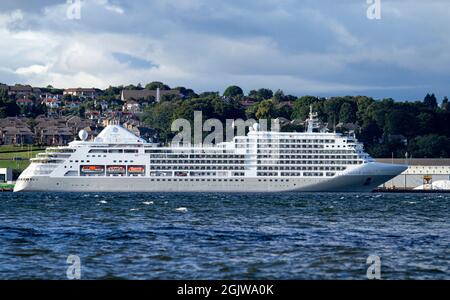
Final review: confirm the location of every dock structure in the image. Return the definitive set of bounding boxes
[376,159,450,191]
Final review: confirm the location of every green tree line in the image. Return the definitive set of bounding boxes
[141,84,450,158]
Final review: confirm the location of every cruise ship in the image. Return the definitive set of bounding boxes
[14,109,407,192]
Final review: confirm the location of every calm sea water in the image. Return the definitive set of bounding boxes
[0,192,448,279]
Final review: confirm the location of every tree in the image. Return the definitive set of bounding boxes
[407,134,450,158]
[339,102,356,123]
[174,86,197,98]
[423,93,438,110]
[384,109,418,137]
[441,96,449,111]
[248,88,273,101]
[145,81,170,90]
[142,101,179,142]
[273,89,285,103]
[255,99,276,120]
[223,85,243,98]
[291,96,319,120]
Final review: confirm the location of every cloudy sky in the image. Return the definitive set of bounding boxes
[0,0,449,100]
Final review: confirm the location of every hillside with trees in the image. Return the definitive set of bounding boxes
[1,81,449,158]
[141,85,450,158]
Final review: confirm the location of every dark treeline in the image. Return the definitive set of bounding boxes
[142,84,450,158]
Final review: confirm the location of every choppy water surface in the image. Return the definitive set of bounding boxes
[0,192,448,279]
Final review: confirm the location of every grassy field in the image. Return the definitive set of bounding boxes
[0,160,31,172]
[0,150,43,160]
[0,145,45,173]
[0,183,14,189]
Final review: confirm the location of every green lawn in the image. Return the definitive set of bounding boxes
[0,183,14,189]
[0,150,43,160]
[0,160,31,172]
[0,145,45,172]
[0,146,45,173]
[0,145,44,153]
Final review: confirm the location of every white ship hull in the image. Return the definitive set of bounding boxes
[14,122,408,193]
[14,163,405,193]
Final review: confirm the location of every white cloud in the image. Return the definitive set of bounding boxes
[15,64,49,75]
[95,0,125,15]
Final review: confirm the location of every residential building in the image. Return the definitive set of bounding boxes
[42,97,61,109]
[63,88,101,99]
[0,126,35,145]
[7,85,42,97]
[122,100,141,113]
[16,98,34,108]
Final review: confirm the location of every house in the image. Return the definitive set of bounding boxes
[65,115,93,134]
[120,88,181,102]
[123,121,158,142]
[38,126,74,146]
[85,110,101,121]
[82,125,104,140]
[130,126,158,142]
[65,100,81,109]
[99,100,109,111]
[64,88,101,99]
[240,99,257,108]
[42,98,61,109]
[7,85,41,97]
[0,117,30,129]
[40,93,62,100]
[122,100,141,113]
[16,98,34,108]
[0,126,35,145]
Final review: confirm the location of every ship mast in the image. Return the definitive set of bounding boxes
[306,105,320,133]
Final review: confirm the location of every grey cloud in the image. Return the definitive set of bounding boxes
[0,0,449,100]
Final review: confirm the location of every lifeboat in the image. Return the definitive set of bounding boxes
[128,166,145,174]
[81,165,104,174]
[106,165,126,174]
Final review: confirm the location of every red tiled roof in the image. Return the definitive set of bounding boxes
[16,98,33,103]
[43,98,60,103]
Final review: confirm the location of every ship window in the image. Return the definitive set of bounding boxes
[124,149,138,153]
[109,149,123,153]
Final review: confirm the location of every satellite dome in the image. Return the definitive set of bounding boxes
[78,129,88,141]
